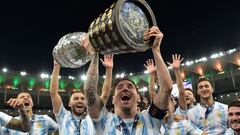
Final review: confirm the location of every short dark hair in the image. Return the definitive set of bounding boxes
[184,88,193,93]
[17,91,32,99]
[71,91,85,100]
[196,77,213,87]
[113,78,138,94]
[228,98,240,109]
[72,90,85,95]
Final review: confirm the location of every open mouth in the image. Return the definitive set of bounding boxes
[202,90,209,94]
[231,121,240,125]
[121,95,130,101]
[185,97,190,101]
[76,105,83,109]
[24,103,30,106]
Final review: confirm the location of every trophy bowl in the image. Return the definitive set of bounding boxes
[52,32,92,68]
[88,0,157,54]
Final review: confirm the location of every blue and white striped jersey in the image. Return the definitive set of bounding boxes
[224,128,235,135]
[187,101,228,134]
[0,111,12,135]
[92,106,163,135]
[55,103,95,135]
[3,114,58,135]
[163,106,203,135]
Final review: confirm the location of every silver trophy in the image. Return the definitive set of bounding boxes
[53,0,157,68]
[53,32,93,68]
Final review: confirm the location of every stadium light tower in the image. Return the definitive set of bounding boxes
[2,68,7,73]
[20,71,27,76]
[40,73,49,79]
[81,74,87,81]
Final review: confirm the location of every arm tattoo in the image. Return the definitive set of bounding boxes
[84,53,99,107]
[86,86,97,106]
[7,119,22,130]
[6,110,31,132]
[19,110,31,132]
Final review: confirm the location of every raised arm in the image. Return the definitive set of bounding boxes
[100,54,114,104]
[144,59,157,100]
[50,61,63,114]
[6,98,31,132]
[84,53,103,119]
[145,26,173,111]
[167,54,186,110]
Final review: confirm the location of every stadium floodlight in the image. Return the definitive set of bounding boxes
[20,71,27,76]
[120,73,125,78]
[40,73,45,79]
[210,53,219,59]
[103,75,106,79]
[45,74,49,78]
[185,61,193,66]
[218,71,225,75]
[2,68,7,73]
[201,57,207,62]
[144,70,149,74]
[236,93,238,96]
[58,76,61,79]
[219,52,224,56]
[196,57,208,63]
[68,76,75,80]
[139,87,148,92]
[40,73,49,79]
[81,74,87,81]
[227,48,236,54]
[115,74,120,79]
[129,73,133,76]
[210,52,225,59]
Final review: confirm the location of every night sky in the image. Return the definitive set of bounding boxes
[0,0,239,76]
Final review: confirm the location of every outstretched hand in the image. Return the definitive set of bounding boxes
[100,54,114,69]
[167,54,184,70]
[144,59,156,74]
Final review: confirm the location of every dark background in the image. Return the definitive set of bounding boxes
[0,0,239,76]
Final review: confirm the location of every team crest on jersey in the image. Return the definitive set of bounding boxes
[35,122,42,128]
[136,121,143,128]
[217,111,222,118]
[199,117,208,126]
[173,115,185,122]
